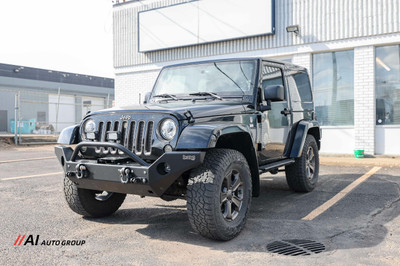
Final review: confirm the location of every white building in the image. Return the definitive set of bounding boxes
[112,0,400,155]
[0,63,114,134]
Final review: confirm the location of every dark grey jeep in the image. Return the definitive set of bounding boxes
[55,58,321,240]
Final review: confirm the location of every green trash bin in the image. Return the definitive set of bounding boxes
[354,150,364,159]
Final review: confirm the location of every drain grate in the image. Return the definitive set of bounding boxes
[267,239,325,256]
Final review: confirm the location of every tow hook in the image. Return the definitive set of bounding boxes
[119,167,131,184]
[118,167,148,184]
[75,164,87,179]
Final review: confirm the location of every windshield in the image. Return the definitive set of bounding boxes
[151,60,257,101]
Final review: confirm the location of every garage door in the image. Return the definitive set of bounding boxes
[82,97,105,117]
[49,94,76,133]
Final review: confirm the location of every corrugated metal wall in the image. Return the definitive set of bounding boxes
[113,0,400,68]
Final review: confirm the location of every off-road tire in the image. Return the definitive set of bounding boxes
[285,135,319,192]
[63,177,126,217]
[187,149,252,241]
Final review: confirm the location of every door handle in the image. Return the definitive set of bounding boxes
[280,108,292,116]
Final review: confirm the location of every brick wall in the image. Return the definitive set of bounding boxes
[115,69,160,106]
[354,46,375,155]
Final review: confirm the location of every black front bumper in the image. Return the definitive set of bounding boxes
[55,142,205,197]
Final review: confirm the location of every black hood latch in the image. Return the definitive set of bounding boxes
[184,110,195,124]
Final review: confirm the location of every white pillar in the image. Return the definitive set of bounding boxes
[354,46,375,155]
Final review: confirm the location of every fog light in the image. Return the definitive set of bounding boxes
[156,162,171,175]
[164,144,173,153]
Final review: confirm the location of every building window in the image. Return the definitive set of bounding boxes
[312,50,354,126]
[376,45,400,125]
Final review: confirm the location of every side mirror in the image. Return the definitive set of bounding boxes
[143,92,151,104]
[264,85,284,102]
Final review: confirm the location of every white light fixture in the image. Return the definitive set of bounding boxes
[286,25,300,36]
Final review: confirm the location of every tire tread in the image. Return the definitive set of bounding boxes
[285,135,319,192]
[187,149,252,240]
[63,177,126,217]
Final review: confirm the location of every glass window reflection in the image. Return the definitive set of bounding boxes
[376,45,400,125]
[312,50,354,126]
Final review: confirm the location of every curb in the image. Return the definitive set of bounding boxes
[320,157,400,168]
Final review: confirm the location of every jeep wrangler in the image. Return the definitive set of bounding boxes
[55,58,321,240]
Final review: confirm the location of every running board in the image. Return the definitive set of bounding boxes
[259,159,295,174]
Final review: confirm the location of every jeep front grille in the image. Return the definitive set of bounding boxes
[91,119,154,156]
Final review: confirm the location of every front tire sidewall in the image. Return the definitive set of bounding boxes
[187,149,252,241]
[213,159,252,237]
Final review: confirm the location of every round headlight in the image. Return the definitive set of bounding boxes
[84,119,96,133]
[159,119,177,140]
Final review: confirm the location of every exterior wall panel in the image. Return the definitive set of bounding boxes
[115,70,159,106]
[114,0,400,67]
[376,127,400,154]
[113,0,400,155]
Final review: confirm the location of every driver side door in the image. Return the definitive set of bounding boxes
[258,62,292,165]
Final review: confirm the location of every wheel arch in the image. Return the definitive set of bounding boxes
[176,124,260,197]
[214,132,260,197]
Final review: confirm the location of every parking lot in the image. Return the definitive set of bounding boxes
[1,145,399,265]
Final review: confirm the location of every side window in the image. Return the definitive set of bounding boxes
[293,71,312,102]
[262,64,288,127]
[286,70,313,105]
[261,65,285,101]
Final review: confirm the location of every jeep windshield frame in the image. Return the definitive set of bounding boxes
[150,59,259,104]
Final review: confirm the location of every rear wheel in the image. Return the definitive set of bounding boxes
[63,177,126,217]
[186,149,252,241]
[285,135,319,192]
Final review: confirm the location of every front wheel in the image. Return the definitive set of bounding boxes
[285,135,319,192]
[63,177,126,217]
[186,149,252,241]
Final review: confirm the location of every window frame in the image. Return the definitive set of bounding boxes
[260,61,288,104]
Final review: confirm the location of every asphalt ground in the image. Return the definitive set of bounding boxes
[0,146,399,265]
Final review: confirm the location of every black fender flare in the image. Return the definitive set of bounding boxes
[288,120,321,158]
[176,123,256,150]
[176,123,260,197]
[57,125,80,144]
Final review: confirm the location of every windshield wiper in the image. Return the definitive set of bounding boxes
[189,92,222,100]
[152,94,178,101]
[213,62,245,95]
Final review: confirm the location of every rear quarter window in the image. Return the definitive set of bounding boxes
[292,71,312,102]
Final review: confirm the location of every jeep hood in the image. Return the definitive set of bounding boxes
[89,102,253,120]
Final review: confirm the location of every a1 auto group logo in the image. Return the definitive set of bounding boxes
[13,234,86,246]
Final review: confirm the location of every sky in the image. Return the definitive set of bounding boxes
[0,0,114,78]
